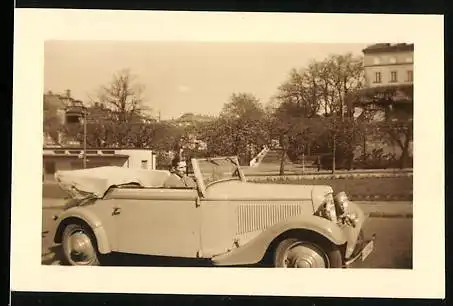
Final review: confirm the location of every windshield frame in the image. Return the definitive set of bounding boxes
[191,156,246,198]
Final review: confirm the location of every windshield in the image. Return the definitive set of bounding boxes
[193,156,244,187]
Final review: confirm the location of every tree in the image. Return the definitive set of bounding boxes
[323,116,366,170]
[145,121,184,151]
[43,93,65,144]
[272,53,365,173]
[59,70,157,149]
[327,53,364,118]
[220,93,265,121]
[95,69,147,123]
[61,102,129,148]
[276,68,321,118]
[203,93,268,165]
[353,84,413,168]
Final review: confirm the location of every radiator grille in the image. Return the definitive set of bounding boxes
[236,202,304,235]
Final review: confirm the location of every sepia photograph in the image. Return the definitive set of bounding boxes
[41,41,414,269]
[11,9,444,298]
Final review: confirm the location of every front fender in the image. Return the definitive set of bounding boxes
[344,200,367,259]
[212,214,346,266]
[52,206,112,254]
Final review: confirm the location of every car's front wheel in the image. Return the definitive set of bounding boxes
[273,237,342,268]
[62,223,100,266]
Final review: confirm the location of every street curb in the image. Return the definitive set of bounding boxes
[349,194,412,201]
[368,212,413,219]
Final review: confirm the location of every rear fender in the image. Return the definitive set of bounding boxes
[52,206,112,254]
[212,214,346,266]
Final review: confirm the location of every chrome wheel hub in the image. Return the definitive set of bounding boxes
[67,231,95,264]
[71,232,91,254]
[283,243,328,268]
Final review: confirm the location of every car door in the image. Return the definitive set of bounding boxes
[108,187,201,258]
[199,199,237,258]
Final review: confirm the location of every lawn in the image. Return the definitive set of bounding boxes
[257,176,413,200]
[43,176,412,201]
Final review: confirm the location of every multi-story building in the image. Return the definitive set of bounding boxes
[43,90,86,146]
[43,90,158,180]
[362,43,413,88]
[353,43,414,166]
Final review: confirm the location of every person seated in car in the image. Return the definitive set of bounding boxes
[163,157,197,189]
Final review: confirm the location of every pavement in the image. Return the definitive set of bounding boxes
[42,198,412,218]
[357,201,412,218]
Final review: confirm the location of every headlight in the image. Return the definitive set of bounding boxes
[334,191,350,216]
[349,212,358,223]
[321,193,337,222]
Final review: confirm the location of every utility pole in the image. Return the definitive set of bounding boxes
[302,152,305,174]
[332,132,336,174]
[363,126,367,160]
[331,114,338,174]
[332,101,346,174]
[83,107,87,169]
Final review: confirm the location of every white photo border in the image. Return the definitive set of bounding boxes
[12,9,444,298]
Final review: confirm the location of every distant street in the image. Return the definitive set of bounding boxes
[350,217,412,269]
[42,206,412,268]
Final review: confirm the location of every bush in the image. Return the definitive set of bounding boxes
[155,151,173,170]
[319,152,354,170]
[352,148,409,169]
[260,176,413,200]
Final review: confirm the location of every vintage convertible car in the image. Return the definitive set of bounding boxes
[50,156,375,268]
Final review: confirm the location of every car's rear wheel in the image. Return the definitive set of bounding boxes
[273,237,342,268]
[62,223,100,266]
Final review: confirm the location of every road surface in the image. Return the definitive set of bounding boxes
[42,208,412,269]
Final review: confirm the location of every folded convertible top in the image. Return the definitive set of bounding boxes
[54,166,171,199]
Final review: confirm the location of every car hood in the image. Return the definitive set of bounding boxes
[205,180,333,206]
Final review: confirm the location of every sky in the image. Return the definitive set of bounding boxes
[44,41,369,120]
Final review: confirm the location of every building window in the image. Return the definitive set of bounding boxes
[44,161,56,174]
[141,160,148,169]
[390,71,398,82]
[65,114,81,124]
[407,70,413,82]
[373,72,382,83]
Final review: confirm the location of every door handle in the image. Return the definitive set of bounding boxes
[112,207,121,215]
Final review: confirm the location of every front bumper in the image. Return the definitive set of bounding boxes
[343,233,376,267]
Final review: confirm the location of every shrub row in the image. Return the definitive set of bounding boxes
[250,175,413,201]
[247,171,412,182]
